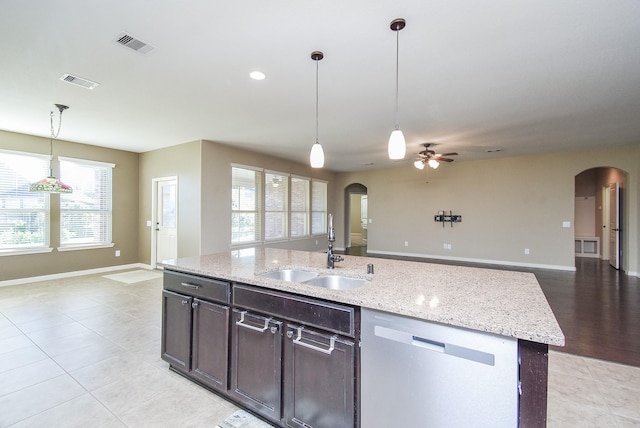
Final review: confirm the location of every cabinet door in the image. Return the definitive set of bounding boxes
[230,309,283,422]
[284,324,356,428]
[161,290,192,371]
[191,298,230,391]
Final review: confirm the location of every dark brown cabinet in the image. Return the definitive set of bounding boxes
[230,309,283,422]
[161,290,192,370]
[161,271,230,394]
[162,272,359,427]
[283,323,356,428]
[191,298,230,391]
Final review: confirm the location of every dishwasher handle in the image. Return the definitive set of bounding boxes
[374,325,495,366]
[411,336,445,352]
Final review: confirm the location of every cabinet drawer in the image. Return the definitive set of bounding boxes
[233,284,356,337]
[164,270,230,304]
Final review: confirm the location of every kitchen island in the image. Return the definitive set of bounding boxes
[160,247,564,428]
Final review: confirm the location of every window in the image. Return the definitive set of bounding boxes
[311,180,328,235]
[59,157,114,248]
[0,150,50,252]
[264,171,288,241]
[232,166,261,244]
[290,176,310,238]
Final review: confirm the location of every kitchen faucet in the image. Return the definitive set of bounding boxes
[327,213,344,269]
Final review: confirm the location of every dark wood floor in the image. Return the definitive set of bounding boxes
[345,246,640,367]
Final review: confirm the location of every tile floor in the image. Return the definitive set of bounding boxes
[0,270,639,427]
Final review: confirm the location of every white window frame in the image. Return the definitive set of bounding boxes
[58,156,114,251]
[290,175,310,239]
[264,170,289,242]
[0,149,52,255]
[231,164,262,246]
[311,179,328,235]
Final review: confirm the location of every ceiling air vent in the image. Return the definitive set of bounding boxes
[59,74,100,90]
[115,33,156,55]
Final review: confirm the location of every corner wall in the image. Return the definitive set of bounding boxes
[137,140,337,266]
[0,130,139,281]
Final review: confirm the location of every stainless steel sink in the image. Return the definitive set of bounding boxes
[258,269,319,283]
[303,275,367,290]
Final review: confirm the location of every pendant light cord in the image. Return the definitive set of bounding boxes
[394,28,400,130]
[315,58,319,143]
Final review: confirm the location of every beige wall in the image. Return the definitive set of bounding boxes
[0,130,139,281]
[137,140,337,266]
[334,144,640,274]
[3,127,638,280]
[138,141,202,264]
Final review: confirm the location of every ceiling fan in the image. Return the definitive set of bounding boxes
[414,143,458,170]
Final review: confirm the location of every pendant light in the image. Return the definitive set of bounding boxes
[309,51,325,168]
[388,18,406,160]
[30,104,73,193]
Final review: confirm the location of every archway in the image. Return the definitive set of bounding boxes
[344,183,367,254]
[574,167,627,270]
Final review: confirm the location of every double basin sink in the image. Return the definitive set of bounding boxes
[258,268,367,290]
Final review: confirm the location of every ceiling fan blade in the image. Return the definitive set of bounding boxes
[437,157,455,162]
[437,152,458,157]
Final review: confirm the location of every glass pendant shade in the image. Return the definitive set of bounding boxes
[428,159,440,169]
[29,174,73,193]
[388,129,406,160]
[414,160,425,170]
[310,141,325,168]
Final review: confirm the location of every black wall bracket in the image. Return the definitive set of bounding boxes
[434,211,462,227]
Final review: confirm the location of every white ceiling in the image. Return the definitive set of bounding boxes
[1,0,639,172]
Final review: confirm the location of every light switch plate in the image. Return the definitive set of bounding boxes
[562,221,571,228]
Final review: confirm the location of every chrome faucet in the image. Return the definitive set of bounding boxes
[327,214,344,269]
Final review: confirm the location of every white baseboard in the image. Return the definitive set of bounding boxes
[366,250,577,272]
[0,263,153,288]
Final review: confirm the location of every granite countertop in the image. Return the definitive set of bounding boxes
[160,247,565,346]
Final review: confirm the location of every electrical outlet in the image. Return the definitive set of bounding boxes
[115,250,121,257]
[524,248,530,255]
[315,240,318,245]
[404,241,409,247]
[443,243,448,249]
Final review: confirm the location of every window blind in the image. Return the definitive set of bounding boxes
[311,180,328,235]
[59,158,113,247]
[291,176,310,237]
[264,171,288,240]
[232,166,261,244]
[0,150,50,251]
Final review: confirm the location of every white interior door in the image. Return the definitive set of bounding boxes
[360,195,368,243]
[156,178,177,265]
[608,182,620,269]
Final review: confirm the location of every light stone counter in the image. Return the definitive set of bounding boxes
[160,247,565,346]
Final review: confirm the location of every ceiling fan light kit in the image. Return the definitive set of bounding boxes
[388,18,407,160]
[414,143,458,170]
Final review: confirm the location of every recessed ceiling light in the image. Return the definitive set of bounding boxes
[250,71,266,80]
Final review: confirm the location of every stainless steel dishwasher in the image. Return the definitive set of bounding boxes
[361,308,519,427]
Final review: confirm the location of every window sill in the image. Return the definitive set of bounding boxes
[57,243,115,252]
[0,247,54,257]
